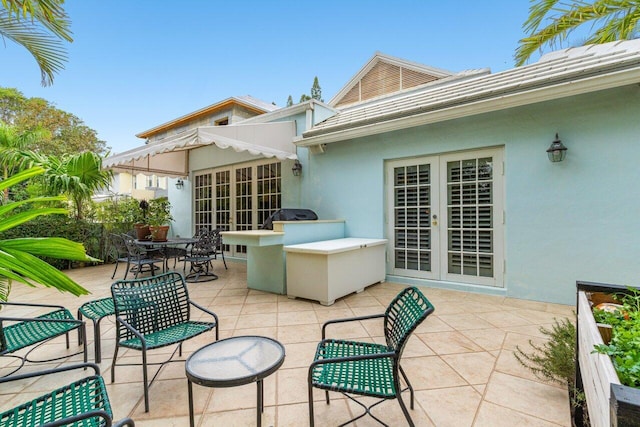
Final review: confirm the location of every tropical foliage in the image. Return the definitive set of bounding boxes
[34,150,113,219]
[516,0,640,65]
[0,88,107,156]
[0,0,72,86]
[0,122,48,199]
[0,167,94,302]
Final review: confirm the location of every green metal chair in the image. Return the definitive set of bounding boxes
[78,297,116,363]
[0,362,135,427]
[308,286,434,427]
[0,301,87,377]
[110,272,219,412]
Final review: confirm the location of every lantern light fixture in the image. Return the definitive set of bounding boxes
[547,133,568,162]
[292,160,303,176]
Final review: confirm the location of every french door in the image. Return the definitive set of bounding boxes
[387,148,504,287]
[194,160,281,257]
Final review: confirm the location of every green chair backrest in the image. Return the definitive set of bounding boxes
[112,272,190,341]
[384,287,434,354]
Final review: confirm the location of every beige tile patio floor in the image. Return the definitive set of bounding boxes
[0,260,575,426]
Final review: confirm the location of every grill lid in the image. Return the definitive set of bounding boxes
[260,209,318,230]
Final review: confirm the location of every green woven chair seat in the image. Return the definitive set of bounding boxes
[311,339,396,398]
[0,375,112,427]
[78,298,115,321]
[2,308,77,354]
[308,287,435,427]
[120,320,214,350]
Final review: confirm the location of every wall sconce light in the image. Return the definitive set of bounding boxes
[292,160,303,176]
[547,133,568,162]
[175,178,184,189]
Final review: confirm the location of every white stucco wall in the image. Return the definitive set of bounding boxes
[298,85,640,304]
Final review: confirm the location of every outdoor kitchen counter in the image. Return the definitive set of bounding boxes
[284,238,387,305]
[221,220,345,294]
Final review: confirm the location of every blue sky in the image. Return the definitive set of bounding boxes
[2,1,542,154]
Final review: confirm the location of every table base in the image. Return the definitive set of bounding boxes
[188,378,265,427]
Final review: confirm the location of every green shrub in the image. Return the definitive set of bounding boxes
[515,316,588,425]
[0,215,105,269]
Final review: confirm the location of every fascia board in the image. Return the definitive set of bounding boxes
[296,68,640,148]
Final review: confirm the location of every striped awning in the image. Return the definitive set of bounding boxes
[103,121,297,177]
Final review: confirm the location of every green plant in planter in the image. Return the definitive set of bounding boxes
[146,197,173,227]
[593,288,640,388]
[515,316,588,426]
[146,197,173,241]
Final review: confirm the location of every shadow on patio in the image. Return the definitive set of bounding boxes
[0,261,573,426]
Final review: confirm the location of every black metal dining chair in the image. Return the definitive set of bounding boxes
[123,238,164,279]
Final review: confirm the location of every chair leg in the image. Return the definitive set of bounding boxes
[396,390,415,427]
[308,377,315,427]
[80,323,88,364]
[94,318,103,363]
[111,261,119,279]
[142,346,150,412]
[77,310,84,345]
[111,344,119,383]
[399,365,414,409]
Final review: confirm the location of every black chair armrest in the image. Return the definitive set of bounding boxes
[0,362,100,384]
[113,418,136,427]
[322,313,385,339]
[189,300,218,322]
[0,301,66,310]
[45,410,114,427]
[188,300,219,340]
[115,316,148,349]
[0,316,83,326]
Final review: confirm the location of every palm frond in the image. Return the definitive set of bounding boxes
[0,276,10,303]
[0,206,68,232]
[0,237,99,262]
[516,0,640,65]
[0,166,45,190]
[0,9,67,86]
[0,248,88,295]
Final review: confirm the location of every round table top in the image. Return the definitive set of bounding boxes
[135,237,199,246]
[185,336,285,387]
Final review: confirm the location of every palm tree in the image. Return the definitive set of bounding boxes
[37,151,114,220]
[0,0,72,86]
[515,0,640,66]
[0,167,94,302]
[0,122,48,199]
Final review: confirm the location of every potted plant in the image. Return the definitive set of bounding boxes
[134,200,151,241]
[146,197,173,242]
[576,281,640,427]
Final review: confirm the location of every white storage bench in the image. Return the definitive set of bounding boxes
[283,238,387,306]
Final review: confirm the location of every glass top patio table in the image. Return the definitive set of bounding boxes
[185,336,285,427]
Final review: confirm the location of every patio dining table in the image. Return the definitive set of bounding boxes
[135,237,199,272]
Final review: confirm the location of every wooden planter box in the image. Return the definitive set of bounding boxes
[576,281,640,427]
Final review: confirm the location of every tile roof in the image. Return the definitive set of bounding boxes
[301,39,640,143]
